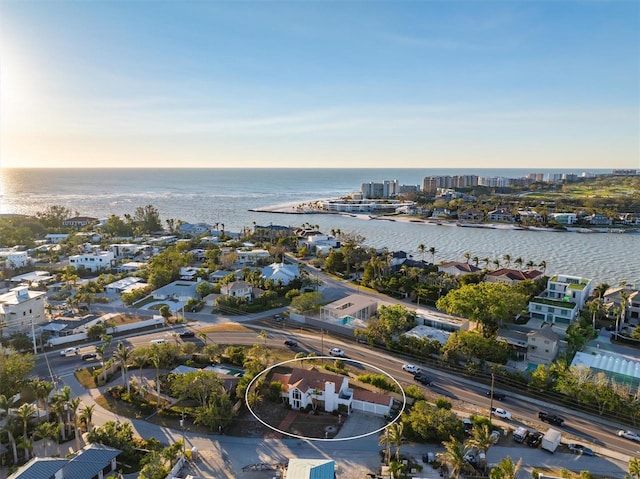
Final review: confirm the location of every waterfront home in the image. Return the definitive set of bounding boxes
[62,216,98,229]
[528,274,592,324]
[484,268,543,286]
[178,222,213,236]
[585,213,612,225]
[253,224,293,242]
[603,285,640,323]
[527,325,560,365]
[438,261,481,277]
[300,234,340,255]
[488,208,515,223]
[459,208,485,222]
[549,212,577,225]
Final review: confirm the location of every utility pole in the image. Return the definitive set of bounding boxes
[180,411,186,456]
[488,373,495,420]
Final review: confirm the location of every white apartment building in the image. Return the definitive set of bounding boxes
[528,274,592,324]
[0,251,31,269]
[68,251,115,272]
[0,286,46,338]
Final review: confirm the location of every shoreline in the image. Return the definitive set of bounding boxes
[251,199,640,234]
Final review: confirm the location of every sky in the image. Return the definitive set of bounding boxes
[0,1,638,169]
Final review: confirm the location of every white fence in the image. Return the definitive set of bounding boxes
[46,317,165,346]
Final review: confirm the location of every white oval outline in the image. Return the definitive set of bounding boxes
[244,356,407,441]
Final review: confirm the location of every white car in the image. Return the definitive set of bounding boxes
[328,348,345,357]
[618,430,640,442]
[150,338,168,345]
[491,407,512,420]
[60,347,79,357]
[402,364,421,374]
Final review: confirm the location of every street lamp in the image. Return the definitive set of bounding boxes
[180,412,186,456]
[488,373,495,420]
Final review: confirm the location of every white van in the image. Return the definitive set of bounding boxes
[150,338,168,345]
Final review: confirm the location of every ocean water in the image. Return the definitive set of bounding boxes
[0,167,635,287]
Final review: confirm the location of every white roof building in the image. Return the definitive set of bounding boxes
[261,262,300,285]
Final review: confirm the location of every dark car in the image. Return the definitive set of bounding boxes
[568,444,595,456]
[414,374,432,386]
[284,340,298,348]
[178,330,195,338]
[538,411,565,426]
[526,431,543,448]
[81,352,97,361]
[486,390,505,401]
[273,314,284,321]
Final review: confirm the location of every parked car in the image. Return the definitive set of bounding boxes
[491,407,512,420]
[568,444,595,456]
[328,348,345,357]
[178,330,195,338]
[284,340,298,348]
[60,347,79,357]
[489,430,501,444]
[462,418,473,435]
[150,338,168,345]
[81,352,97,361]
[486,390,505,401]
[402,364,421,374]
[413,374,432,386]
[526,431,543,448]
[618,430,640,442]
[538,411,565,426]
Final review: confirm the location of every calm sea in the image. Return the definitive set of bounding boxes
[0,168,636,288]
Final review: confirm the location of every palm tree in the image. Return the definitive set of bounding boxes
[428,246,436,264]
[378,429,391,465]
[514,257,523,269]
[133,354,147,385]
[52,386,72,441]
[33,421,57,457]
[467,424,495,459]
[68,397,81,451]
[472,256,479,268]
[0,394,19,464]
[114,342,132,394]
[79,404,95,432]
[417,244,425,261]
[482,257,491,270]
[538,260,547,273]
[489,456,522,479]
[492,258,500,270]
[197,331,208,345]
[387,422,405,463]
[502,254,511,268]
[96,343,108,384]
[463,252,471,264]
[32,379,54,417]
[439,436,470,479]
[149,350,162,409]
[525,260,535,269]
[628,457,640,479]
[16,403,36,461]
[258,330,268,346]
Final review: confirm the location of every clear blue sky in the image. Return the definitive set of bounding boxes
[1,0,638,169]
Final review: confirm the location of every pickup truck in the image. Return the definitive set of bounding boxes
[538,411,565,427]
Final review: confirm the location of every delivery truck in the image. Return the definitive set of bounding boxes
[541,428,562,453]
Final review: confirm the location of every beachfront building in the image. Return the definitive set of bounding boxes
[320,294,377,326]
[62,216,98,229]
[549,212,577,225]
[253,224,293,242]
[459,209,485,222]
[528,274,592,324]
[179,222,213,236]
[484,268,543,286]
[300,234,340,255]
[0,286,46,339]
[68,251,115,272]
[487,208,515,223]
[319,198,414,213]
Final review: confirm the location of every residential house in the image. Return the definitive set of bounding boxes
[286,459,336,479]
[151,281,199,303]
[430,207,452,219]
[252,224,293,242]
[484,268,543,286]
[0,250,31,269]
[300,234,340,255]
[549,212,577,225]
[69,251,115,272]
[110,243,149,259]
[44,233,69,244]
[208,270,237,283]
[459,208,485,222]
[105,277,147,295]
[113,261,147,274]
[8,443,121,479]
[528,274,592,324]
[179,267,200,281]
[236,249,270,265]
[517,209,543,223]
[320,294,377,325]
[179,222,213,236]
[585,213,612,225]
[62,216,98,229]
[438,261,481,277]
[220,281,253,301]
[603,285,640,323]
[527,326,560,365]
[261,262,300,285]
[272,367,393,416]
[0,286,46,338]
[9,271,55,287]
[487,208,515,223]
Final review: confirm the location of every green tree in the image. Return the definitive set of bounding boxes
[115,342,132,395]
[489,456,522,479]
[169,370,224,408]
[439,435,471,479]
[132,204,162,234]
[33,421,58,457]
[436,282,528,337]
[290,292,324,314]
[629,457,640,479]
[0,353,35,398]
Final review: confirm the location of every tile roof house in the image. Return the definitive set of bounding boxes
[484,268,543,286]
[438,261,481,276]
[8,443,121,479]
